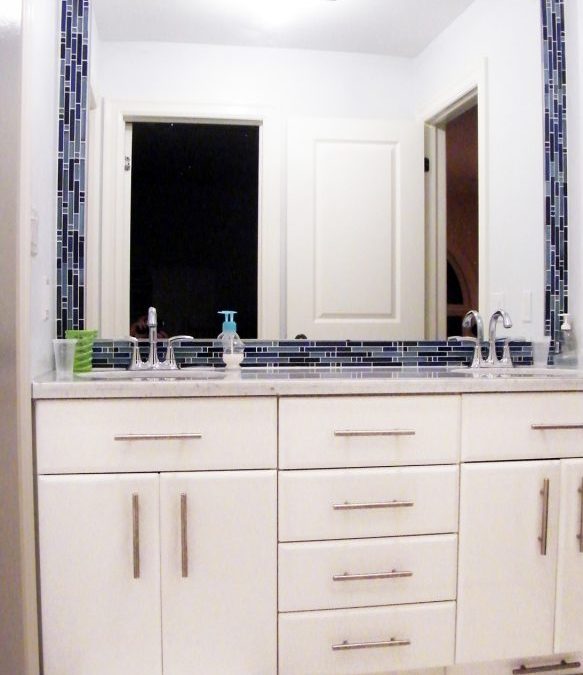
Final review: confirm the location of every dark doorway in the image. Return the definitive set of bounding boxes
[445,105,478,336]
[129,122,259,338]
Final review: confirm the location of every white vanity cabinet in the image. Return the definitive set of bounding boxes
[33,386,583,675]
[456,393,583,668]
[35,398,278,675]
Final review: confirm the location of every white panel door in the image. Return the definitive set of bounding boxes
[287,117,424,339]
[555,459,583,653]
[38,474,162,675]
[160,471,277,675]
[456,461,560,664]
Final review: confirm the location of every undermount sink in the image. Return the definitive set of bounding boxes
[453,367,582,377]
[76,368,225,380]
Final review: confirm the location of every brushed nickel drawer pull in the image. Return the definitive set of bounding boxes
[512,659,581,674]
[531,423,583,431]
[115,433,203,441]
[180,493,188,578]
[539,478,550,556]
[333,500,414,511]
[334,429,416,437]
[132,493,140,579]
[333,569,413,582]
[332,637,411,651]
[578,479,583,553]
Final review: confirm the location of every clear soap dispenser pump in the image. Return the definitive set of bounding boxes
[217,311,245,369]
[555,313,578,368]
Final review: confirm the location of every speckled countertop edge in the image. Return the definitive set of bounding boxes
[32,368,583,399]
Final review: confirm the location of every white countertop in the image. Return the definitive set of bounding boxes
[32,367,583,399]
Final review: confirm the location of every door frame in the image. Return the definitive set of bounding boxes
[92,100,282,338]
[421,61,488,340]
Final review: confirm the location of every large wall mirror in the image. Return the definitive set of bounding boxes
[87,0,545,341]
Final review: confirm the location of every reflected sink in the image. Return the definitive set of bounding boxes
[76,368,224,380]
[453,367,582,378]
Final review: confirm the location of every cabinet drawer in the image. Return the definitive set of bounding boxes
[279,466,459,541]
[279,534,457,612]
[462,393,583,461]
[279,601,455,675]
[35,398,277,473]
[279,396,460,469]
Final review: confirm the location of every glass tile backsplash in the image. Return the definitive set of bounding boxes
[92,339,533,370]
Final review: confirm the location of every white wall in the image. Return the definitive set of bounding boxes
[94,41,416,119]
[0,0,26,670]
[414,0,545,340]
[28,0,59,376]
[0,1,40,672]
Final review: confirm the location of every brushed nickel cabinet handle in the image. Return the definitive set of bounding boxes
[513,659,582,674]
[115,433,203,441]
[333,569,413,582]
[578,479,583,554]
[132,493,140,579]
[181,493,188,578]
[334,429,416,437]
[333,500,414,511]
[531,424,583,431]
[539,479,550,556]
[332,637,411,651]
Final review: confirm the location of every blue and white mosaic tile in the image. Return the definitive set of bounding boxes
[541,0,568,347]
[56,0,90,337]
[92,338,533,370]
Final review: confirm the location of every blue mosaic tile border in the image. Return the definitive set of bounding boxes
[56,0,90,338]
[92,339,533,370]
[541,0,568,347]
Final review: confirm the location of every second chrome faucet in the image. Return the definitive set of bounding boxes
[451,309,514,368]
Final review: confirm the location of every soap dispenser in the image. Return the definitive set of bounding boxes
[555,313,578,368]
[217,311,245,369]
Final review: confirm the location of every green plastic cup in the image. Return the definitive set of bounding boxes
[65,329,98,372]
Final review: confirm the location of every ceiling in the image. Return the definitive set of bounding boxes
[91,0,476,58]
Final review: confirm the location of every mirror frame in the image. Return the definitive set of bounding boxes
[56,0,568,348]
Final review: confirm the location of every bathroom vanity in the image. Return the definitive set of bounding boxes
[32,370,583,675]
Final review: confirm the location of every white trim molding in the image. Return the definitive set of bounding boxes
[93,100,282,338]
[419,59,488,338]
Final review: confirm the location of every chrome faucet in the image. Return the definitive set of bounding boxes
[449,310,485,368]
[128,306,193,371]
[462,310,485,368]
[147,306,160,368]
[486,309,513,367]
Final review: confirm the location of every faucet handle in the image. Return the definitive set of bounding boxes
[164,335,194,369]
[126,336,145,371]
[449,336,479,343]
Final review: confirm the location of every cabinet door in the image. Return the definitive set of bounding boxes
[456,461,560,664]
[555,459,583,652]
[38,474,162,675]
[160,471,277,675]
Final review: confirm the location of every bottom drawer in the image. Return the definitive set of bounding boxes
[279,601,455,675]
